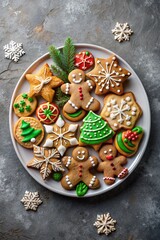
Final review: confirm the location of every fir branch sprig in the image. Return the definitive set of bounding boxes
[49,37,76,107]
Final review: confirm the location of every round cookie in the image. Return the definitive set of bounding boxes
[74,50,94,70]
[36,102,59,124]
[62,108,86,122]
[13,93,37,117]
[14,117,44,149]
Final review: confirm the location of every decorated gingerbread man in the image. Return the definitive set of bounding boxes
[61,147,100,190]
[61,69,100,113]
[97,145,128,185]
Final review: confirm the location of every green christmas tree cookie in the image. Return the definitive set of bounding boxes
[79,111,114,150]
[21,120,42,142]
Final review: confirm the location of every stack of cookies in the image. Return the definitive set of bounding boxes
[13,49,144,197]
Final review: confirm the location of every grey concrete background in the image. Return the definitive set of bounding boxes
[0,0,160,239]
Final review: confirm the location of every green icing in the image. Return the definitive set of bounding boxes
[116,132,134,154]
[14,103,19,108]
[20,120,42,142]
[25,105,31,112]
[85,51,89,56]
[124,138,135,147]
[44,108,53,118]
[132,126,143,135]
[19,107,24,113]
[68,109,82,118]
[76,182,88,197]
[52,172,63,181]
[20,100,26,106]
[80,111,114,145]
[28,97,34,103]
[22,93,28,99]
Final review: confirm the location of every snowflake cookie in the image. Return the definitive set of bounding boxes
[3,40,25,62]
[43,115,79,156]
[86,55,131,95]
[27,145,64,180]
[94,213,117,235]
[112,22,133,42]
[21,191,42,211]
[100,92,142,131]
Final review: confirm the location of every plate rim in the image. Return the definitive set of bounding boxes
[9,43,151,198]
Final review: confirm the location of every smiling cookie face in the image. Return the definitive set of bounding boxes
[72,147,89,161]
[68,69,85,84]
[99,145,117,161]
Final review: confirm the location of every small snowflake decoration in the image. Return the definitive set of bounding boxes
[112,22,133,42]
[43,115,78,156]
[3,40,25,62]
[21,191,42,211]
[93,213,117,236]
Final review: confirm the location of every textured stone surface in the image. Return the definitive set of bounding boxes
[0,0,160,239]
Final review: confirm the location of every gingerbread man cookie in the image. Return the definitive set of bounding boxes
[61,147,100,190]
[61,69,100,115]
[97,145,128,185]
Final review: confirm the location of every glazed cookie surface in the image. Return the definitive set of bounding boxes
[13,93,37,117]
[14,117,44,148]
[100,92,142,131]
[36,102,59,124]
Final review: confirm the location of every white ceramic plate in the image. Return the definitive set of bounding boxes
[9,44,151,197]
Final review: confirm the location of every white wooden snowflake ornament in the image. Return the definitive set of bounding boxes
[3,40,25,62]
[21,191,42,211]
[93,213,117,236]
[112,22,133,42]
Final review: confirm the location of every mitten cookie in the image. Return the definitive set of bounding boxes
[14,117,44,148]
[114,126,144,157]
[61,147,100,190]
[74,50,94,70]
[86,55,131,95]
[61,69,100,114]
[100,92,142,131]
[27,145,64,180]
[26,63,64,102]
[97,145,128,185]
[43,115,78,156]
[79,111,115,151]
[13,93,37,117]
[36,102,59,124]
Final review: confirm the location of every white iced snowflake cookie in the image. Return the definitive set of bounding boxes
[94,213,117,235]
[3,40,25,62]
[100,92,142,131]
[112,22,133,42]
[21,191,42,211]
[43,115,79,156]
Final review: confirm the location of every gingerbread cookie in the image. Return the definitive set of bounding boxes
[36,102,59,124]
[86,55,131,95]
[61,69,100,114]
[14,117,44,148]
[27,145,64,180]
[61,147,100,190]
[115,126,144,157]
[79,111,115,151]
[62,108,86,122]
[97,145,128,185]
[100,92,142,131]
[74,50,94,70]
[26,63,64,102]
[43,115,78,156]
[13,93,37,117]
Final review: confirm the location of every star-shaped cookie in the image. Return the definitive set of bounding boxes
[86,55,131,95]
[26,63,64,102]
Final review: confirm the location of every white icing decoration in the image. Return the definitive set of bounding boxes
[30,138,36,143]
[89,156,96,167]
[112,22,133,42]
[86,97,94,108]
[89,176,96,187]
[21,191,42,211]
[65,83,70,94]
[3,40,25,62]
[68,100,78,110]
[73,78,82,84]
[89,57,127,93]
[65,175,73,188]
[132,106,137,111]
[43,116,78,156]
[126,96,131,102]
[75,51,93,70]
[86,80,93,89]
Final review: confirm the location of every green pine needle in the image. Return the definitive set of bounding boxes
[54,87,70,108]
[51,64,68,82]
[49,46,64,71]
[62,37,75,73]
